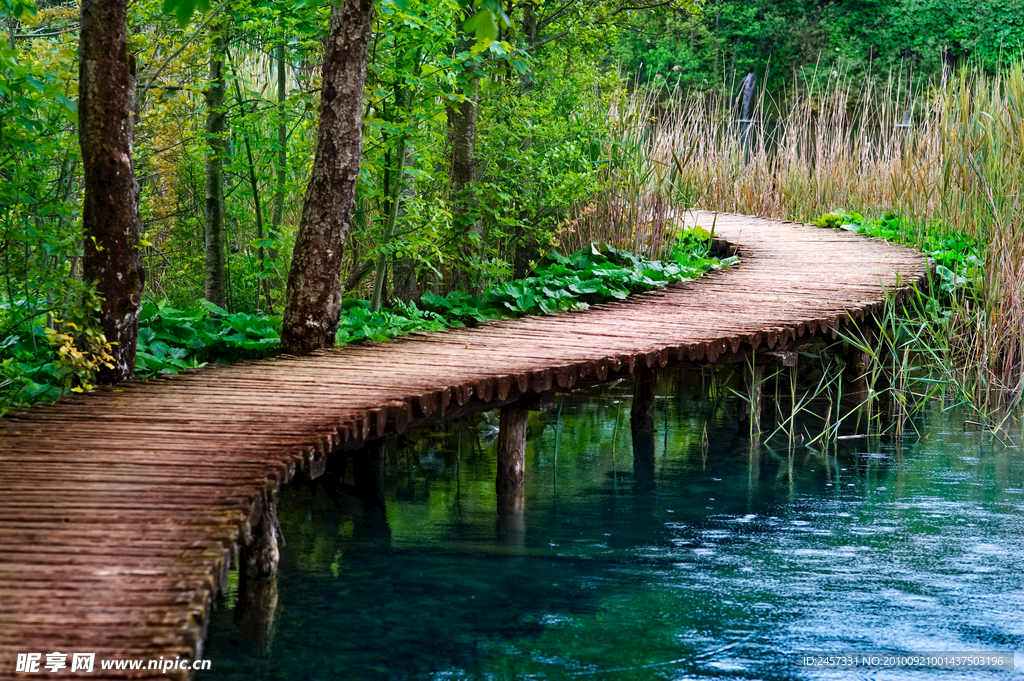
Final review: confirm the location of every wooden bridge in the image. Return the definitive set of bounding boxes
[0,214,929,679]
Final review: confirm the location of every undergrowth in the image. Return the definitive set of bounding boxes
[0,235,733,413]
[813,211,981,293]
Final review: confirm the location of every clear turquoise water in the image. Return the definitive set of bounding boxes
[203,375,1024,680]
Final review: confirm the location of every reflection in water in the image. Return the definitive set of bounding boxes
[206,372,1024,680]
[351,441,392,549]
[496,489,525,549]
[631,423,656,492]
[235,576,278,658]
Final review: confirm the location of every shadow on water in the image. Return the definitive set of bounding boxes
[205,369,1024,680]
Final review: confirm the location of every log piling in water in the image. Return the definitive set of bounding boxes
[0,214,930,677]
[352,441,391,546]
[630,367,657,434]
[496,488,525,547]
[496,406,529,493]
[243,487,282,581]
[236,574,278,658]
[845,322,878,393]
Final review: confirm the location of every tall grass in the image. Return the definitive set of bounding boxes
[571,61,1024,410]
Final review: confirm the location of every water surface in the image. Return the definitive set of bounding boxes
[204,375,1024,680]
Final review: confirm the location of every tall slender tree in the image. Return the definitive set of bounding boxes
[204,23,228,307]
[279,0,374,354]
[270,35,288,261]
[79,0,145,382]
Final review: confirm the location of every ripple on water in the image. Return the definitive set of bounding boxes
[202,389,1023,681]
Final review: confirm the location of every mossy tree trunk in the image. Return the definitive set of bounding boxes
[79,0,145,383]
[204,25,227,308]
[280,0,374,354]
[269,36,287,282]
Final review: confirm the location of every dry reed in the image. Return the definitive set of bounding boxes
[568,61,1024,409]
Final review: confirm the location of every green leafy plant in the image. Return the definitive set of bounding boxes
[135,300,280,374]
[813,211,981,293]
[137,239,735,370]
[418,238,736,323]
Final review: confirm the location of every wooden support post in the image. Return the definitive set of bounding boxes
[238,486,283,656]
[352,440,391,545]
[631,367,657,490]
[496,406,528,494]
[244,487,281,581]
[496,487,525,548]
[632,428,656,491]
[236,573,279,657]
[630,367,657,434]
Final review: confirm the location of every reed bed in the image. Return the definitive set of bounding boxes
[569,62,1024,413]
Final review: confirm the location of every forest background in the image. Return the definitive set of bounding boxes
[1,0,1022,410]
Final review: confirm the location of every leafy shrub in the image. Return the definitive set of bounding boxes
[336,300,449,344]
[419,237,736,323]
[1,239,736,407]
[0,326,64,411]
[135,300,280,374]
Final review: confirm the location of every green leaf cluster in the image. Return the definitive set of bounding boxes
[336,299,449,344]
[0,325,64,410]
[813,211,981,293]
[419,237,737,322]
[135,299,281,374]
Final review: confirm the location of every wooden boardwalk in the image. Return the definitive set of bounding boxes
[0,214,929,678]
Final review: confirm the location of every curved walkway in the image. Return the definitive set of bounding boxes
[0,214,929,678]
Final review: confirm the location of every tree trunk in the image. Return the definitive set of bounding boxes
[391,141,420,306]
[513,5,539,280]
[79,0,144,383]
[243,132,272,313]
[371,81,413,312]
[449,79,482,290]
[204,26,227,307]
[496,406,528,493]
[270,37,287,271]
[230,68,273,314]
[280,0,374,355]
[369,133,408,312]
[518,2,538,93]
